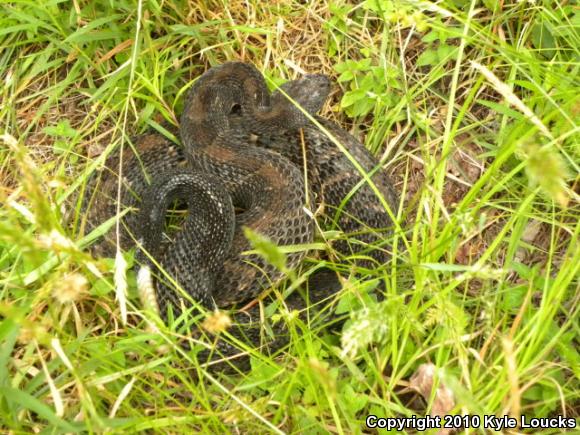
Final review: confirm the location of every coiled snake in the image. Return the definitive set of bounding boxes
[82,62,398,369]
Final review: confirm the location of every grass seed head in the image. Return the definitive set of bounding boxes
[52,272,89,304]
[201,310,232,334]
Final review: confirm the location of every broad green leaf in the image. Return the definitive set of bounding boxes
[416,49,438,67]
[243,227,287,272]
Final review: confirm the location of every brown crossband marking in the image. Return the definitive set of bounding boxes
[255,162,289,190]
[203,144,237,162]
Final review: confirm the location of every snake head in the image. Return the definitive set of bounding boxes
[181,62,270,147]
[181,64,332,148]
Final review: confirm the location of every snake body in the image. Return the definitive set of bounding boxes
[256,77,399,266]
[82,62,397,366]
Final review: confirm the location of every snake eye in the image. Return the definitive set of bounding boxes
[229,103,242,116]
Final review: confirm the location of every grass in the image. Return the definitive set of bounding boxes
[1,0,579,433]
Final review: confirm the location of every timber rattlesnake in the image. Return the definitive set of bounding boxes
[82,62,398,369]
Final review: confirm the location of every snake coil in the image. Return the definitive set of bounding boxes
[82,62,398,370]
